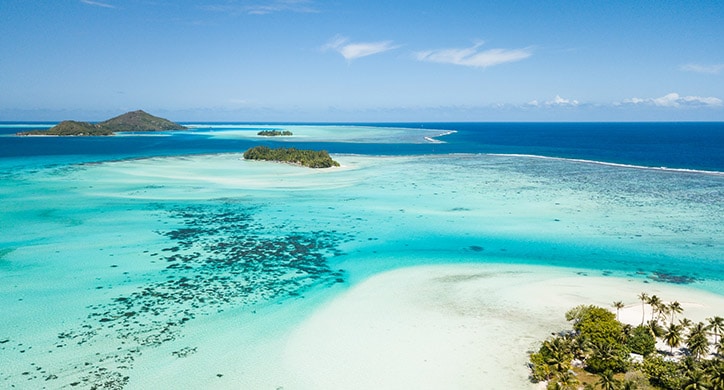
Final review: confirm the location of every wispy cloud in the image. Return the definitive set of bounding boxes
[415,41,532,69]
[680,63,724,75]
[619,92,722,108]
[527,95,579,107]
[203,0,317,15]
[323,36,399,61]
[80,0,116,9]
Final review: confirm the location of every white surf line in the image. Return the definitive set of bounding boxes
[488,153,724,177]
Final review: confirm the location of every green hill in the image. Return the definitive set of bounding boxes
[20,120,113,136]
[18,110,186,136]
[98,110,187,132]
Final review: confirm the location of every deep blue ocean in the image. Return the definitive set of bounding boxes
[2,122,723,172]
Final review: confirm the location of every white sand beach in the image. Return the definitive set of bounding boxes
[283,264,724,390]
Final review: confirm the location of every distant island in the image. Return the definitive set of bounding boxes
[243,146,340,168]
[18,110,186,136]
[258,130,293,136]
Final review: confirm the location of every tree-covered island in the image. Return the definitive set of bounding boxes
[243,146,340,168]
[529,293,724,389]
[257,130,293,136]
[18,110,186,136]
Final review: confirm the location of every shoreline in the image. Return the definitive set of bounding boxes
[282,263,724,390]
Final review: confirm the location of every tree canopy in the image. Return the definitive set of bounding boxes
[243,146,340,168]
[531,296,723,390]
[257,130,293,136]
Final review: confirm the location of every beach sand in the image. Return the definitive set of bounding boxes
[283,263,724,390]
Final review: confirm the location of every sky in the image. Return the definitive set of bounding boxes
[1,0,723,122]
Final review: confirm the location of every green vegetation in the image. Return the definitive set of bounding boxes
[565,305,629,374]
[627,325,656,356]
[257,130,293,136]
[97,110,186,132]
[17,110,186,136]
[20,120,114,136]
[529,294,724,389]
[243,146,340,168]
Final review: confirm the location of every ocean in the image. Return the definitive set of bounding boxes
[3,122,723,171]
[0,122,722,388]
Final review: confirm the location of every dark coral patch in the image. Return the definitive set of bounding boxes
[15,201,350,389]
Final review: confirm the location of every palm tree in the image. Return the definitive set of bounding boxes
[620,324,633,344]
[543,337,572,374]
[597,370,620,390]
[681,356,698,375]
[621,379,639,390]
[668,301,683,325]
[687,322,711,361]
[718,337,724,357]
[646,320,665,338]
[707,361,724,390]
[663,323,683,354]
[548,382,563,390]
[612,301,625,321]
[682,368,709,390]
[681,318,693,328]
[708,316,724,345]
[536,360,552,382]
[568,335,589,361]
[647,295,662,322]
[658,304,671,325]
[663,301,684,323]
[552,370,579,390]
[588,341,629,376]
[638,292,649,326]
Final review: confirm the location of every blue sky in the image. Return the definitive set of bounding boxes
[1,0,723,121]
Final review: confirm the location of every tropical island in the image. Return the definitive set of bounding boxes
[529,292,724,389]
[242,145,340,168]
[257,130,293,136]
[18,110,186,136]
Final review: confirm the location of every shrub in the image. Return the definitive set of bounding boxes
[627,325,656,356]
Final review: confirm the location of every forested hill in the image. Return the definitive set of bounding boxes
[97,110,186,132]
[18,110,186,136]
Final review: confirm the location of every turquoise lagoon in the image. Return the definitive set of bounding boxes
[0,123,722,388]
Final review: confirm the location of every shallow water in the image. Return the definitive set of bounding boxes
[0,124,723,388]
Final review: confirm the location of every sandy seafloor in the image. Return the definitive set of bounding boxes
[1,139,723,389]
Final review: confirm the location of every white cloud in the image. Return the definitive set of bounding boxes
[680,63,724,75]
[80,0,115,8]
[678,95,723,106]
[622,97,645,105]
[527,95,579,107]
[653,93,683,107]
[323,36,399,61]
[415,42,531,69]
[620,92,722,108]
[549,95,579,106]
